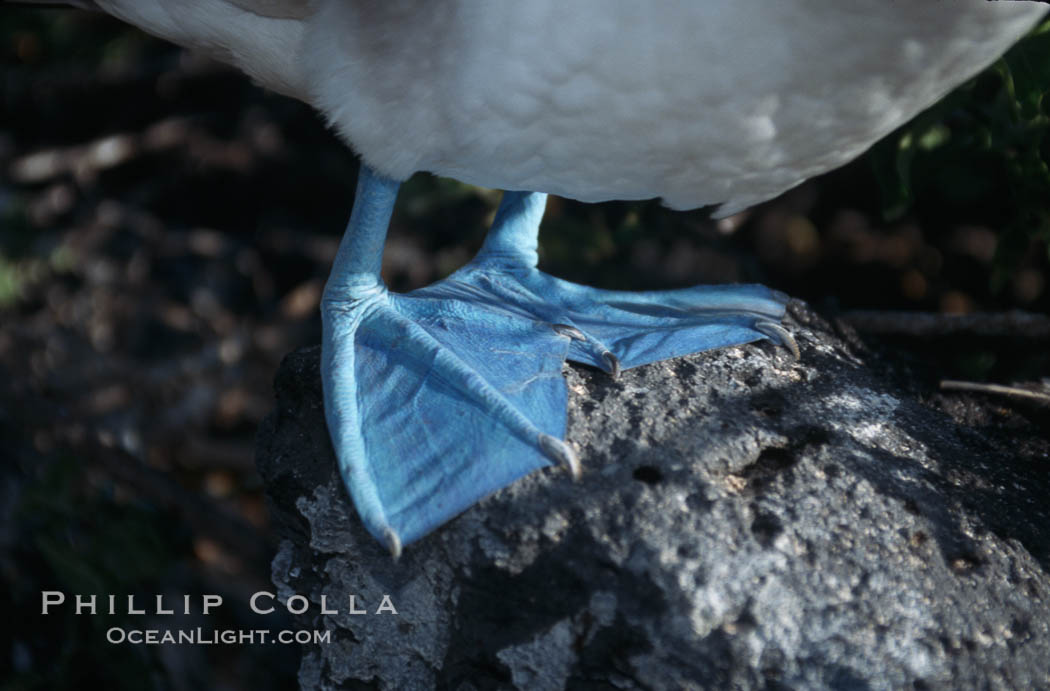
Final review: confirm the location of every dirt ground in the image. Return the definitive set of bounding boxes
[2,8,1048,690]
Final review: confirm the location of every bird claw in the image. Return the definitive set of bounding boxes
[552,323,587,341]
[383,526,403,560]
[540,433,581,480]
[754,319,800,360]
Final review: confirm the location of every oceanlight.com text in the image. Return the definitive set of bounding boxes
[106,627,332,645]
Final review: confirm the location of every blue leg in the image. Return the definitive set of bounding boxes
[323,167,794,556]
[323,169,578,557]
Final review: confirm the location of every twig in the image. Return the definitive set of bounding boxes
[940,380,1050,403]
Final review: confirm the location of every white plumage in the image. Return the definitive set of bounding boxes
[92,0,1045,214]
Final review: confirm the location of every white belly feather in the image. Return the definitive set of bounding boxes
[306,1,1044,213]
[95,0,1046,214]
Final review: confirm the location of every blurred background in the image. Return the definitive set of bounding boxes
[1,7,1048,690]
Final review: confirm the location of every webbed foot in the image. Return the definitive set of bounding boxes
[322,167,794,552]
[323,278,583,551]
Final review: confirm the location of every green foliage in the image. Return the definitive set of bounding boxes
[870,18,1050,292]
[0,198,77,309]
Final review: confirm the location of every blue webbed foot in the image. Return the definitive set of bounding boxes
[322,167,794,555]
[436,190,794,376]
[323,281,582,555]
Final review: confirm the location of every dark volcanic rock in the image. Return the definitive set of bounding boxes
[255,303,1050,690]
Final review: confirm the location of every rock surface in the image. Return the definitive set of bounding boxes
[255,303,1050,690]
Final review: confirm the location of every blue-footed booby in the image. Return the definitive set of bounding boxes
[18,0,1047,556]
